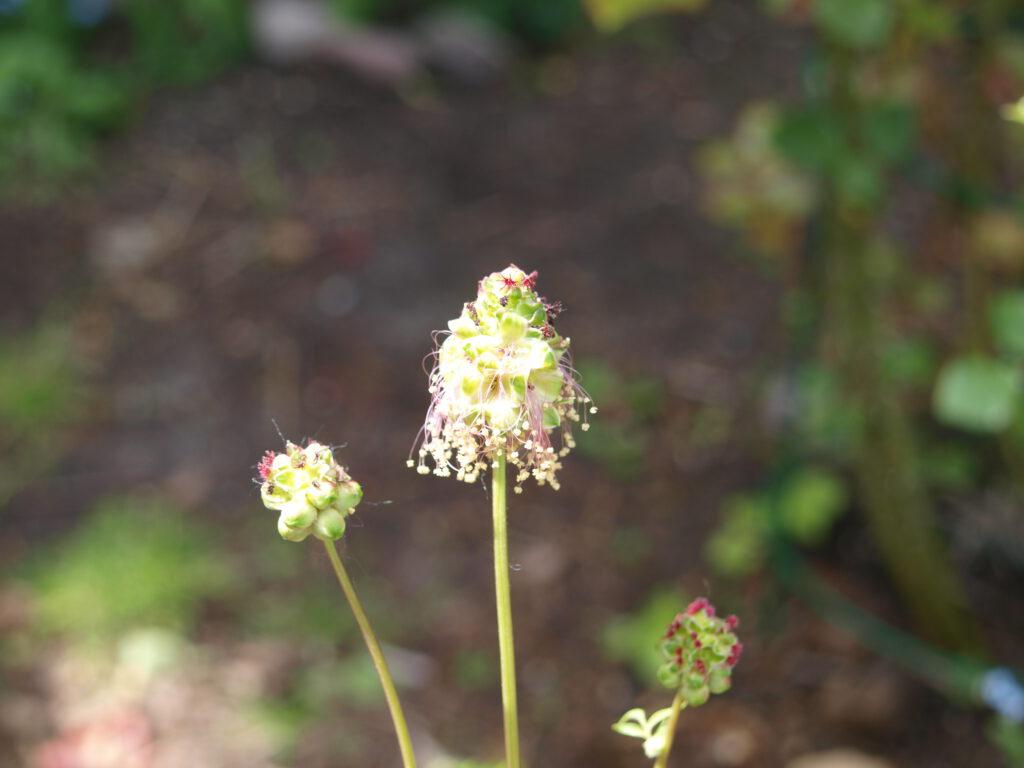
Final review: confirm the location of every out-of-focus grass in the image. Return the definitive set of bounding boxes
[0,320,87,507]
[23,495,236,644]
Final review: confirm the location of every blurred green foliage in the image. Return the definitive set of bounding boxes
[602,586,685,684]
[706,467,847,578]
[0,0,587,192]
[0,321,86,507]
[934,356,1021,434]
[454,647,498,691]
[0,0,250,193]
[26,495,235,643]
[0,321,80,435]
[584,0,705,33]
[575,358,664,482]
[591,0,1024,652]
[990,716,1024,768]
[122,0,248,85]
[0,36,125,185]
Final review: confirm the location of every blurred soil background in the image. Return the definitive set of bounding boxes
[1,0,1023,767]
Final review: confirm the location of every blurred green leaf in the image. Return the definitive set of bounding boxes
[882,338,935,386]
[705,496,766,578]
[814,0,893,49]
[0,35,128,189]
[124,0,249,85]
[775,105,845,174]
[454,648,497,691]
[835,152,883,206]
[779,467,847,545]
[861,103,915,165]
[585,0,707,32]
[990,291,1024,360]
[626,376,665,423]
[602,587,686,683]
[0,323,79,434]
[934,356,1021,434]
[575,359,619,403]
[901,0,955,42]
[577,421,648,481]
[794,364,861,455]
[921,442,981,491]
[989,716,1024,767]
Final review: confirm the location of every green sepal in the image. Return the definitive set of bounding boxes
[500,312,528,342]
[306,481,339,510]
[542,405,561,430]
[335,481,363,512]
[709,668,732,694]
[278,515,312,542]
[682,683,710,707]
[281,497,318,529]
[313,508,347,541]
[657,663,680,689]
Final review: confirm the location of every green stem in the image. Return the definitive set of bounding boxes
[323,540,418,768]
[492,453,521,768]
[653,689,686,768]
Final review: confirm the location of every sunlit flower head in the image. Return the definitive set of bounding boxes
[411,265,592,492]
[258,440,362,542]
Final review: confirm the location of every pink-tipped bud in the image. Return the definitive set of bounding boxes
[657,597,741,705]
[685,597,709,615]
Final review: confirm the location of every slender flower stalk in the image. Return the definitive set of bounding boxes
[652,690,685,768]
[491,453,520,768]
[257,440,417,768]
[412,265,590,767]
[323,540,417,768]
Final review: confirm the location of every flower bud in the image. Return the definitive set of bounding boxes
[257,440,362,543]
[413,265,591,491]
[657,598,741,706]
[314,507,347,541]
[281,497,318,529]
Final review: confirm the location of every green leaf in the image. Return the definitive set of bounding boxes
[611,709,649,739]
[602,587,686,683]
[834,152,883,207]
[774,105,845,174]
[779,467,847,545]
[814,0,893,49]
[990,291,1024,360]
[585,0,708,32]
[933,356,1022,434]
[704,496,767,577]
[861,103,915,165]
[882,338,935,386]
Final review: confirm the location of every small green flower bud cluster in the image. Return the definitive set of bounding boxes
[657,598,742,707]
[258,441,363,542]
[412,264,592,492]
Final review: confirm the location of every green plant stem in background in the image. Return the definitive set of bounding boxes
[323,540,418,768]
[820,45,978,654]
[492,453,521,768]
[653,689,686,768]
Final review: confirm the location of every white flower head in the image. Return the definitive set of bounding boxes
[412,265,591,492]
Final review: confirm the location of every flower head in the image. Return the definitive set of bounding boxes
[412,265,591,491]
[657,598,742,706]
[258,440,363,542]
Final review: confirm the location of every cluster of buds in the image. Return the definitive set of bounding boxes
[657,598,742,706]
[258,440,363,542]
[411,265,592,492]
